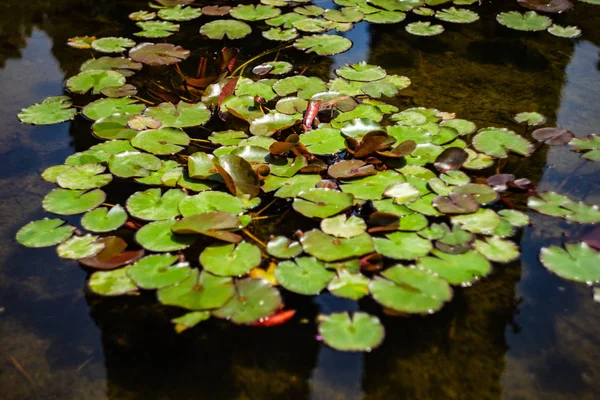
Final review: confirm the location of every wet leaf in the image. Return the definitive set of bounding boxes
[451,208,500,234]
[405,21,444,36]
[172,311,211,333]
[341,170,405,200]
[200,242,261,276]
[89,268,138,296]
[514,111,546,126]
[374,232,433,260]
[433,193,479,214]
[57,234,105,259]
[293,188,354,219]
[200,19,253,40]
[127,254,190,289]
[79,236,144,270]
[81,205,128,232]
[335,62,387,82]
[328,270,370,299]
[548,25,581,39]
[82,98,145,121]
[56,164,112,190]
[540,242,600,283]
[158,5,202,21]
[109,151,162,178]
[66,70,125,95]
[569,134,600,162]
[158,269,235,310]
[294,34,353,56]
[263,173,321,198]
[136,219,196,252]
[417,249,491,284]
[532,127,575,146]
[202,5,231,16]
[318,312,384,352]
[517,0,574,13]
[213,278,282,324]
[321,214,367,238]
[129,42,190,65]
[18,96,76,125]
[474,237,520,263]
[496,11,552,31]
[527,191,574,217]
[435,7,479,23]
[67,36,96,49]
[299,127,346,154]
[301,229,374,262]
[214,154,260,198]
[43,188,105,215]
[452,183,498,204]
[434,147,468,171]
[16,218,74,248]
[91,37,135,53]
[129,10,156,21]
[472,127,534,158]
[250,112,300,136]
[267,236,303,259]
[275,257,335,295]
[126,188,185,221]
[230,4,281,21]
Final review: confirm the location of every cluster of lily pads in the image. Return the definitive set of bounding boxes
[14,0,600,351]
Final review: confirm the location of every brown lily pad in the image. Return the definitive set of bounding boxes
[79,236,145,270]
[129,43,190,66]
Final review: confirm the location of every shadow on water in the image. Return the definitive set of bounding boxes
[0,0,599,399]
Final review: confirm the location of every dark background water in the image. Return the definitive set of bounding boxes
[0,0,599,399]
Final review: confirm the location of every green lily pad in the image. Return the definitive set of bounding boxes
[474,237,520,263]
[321,215,367,238]
[463,148,494,169]
[136,20,180,38]
[563,202,600,224]
[570,134,600,162]
[172,311,211,333]
[293,17,331,33]
[361,75,410,98]
[263,173,321,198]
[56,164,112,190]
[144,101,210,128]
[275,257,335,295]
[514,111,546,126]
[129,42,190,66]
[127,254,191,289]
[273,76,327,99]
[43,188,105,215]
[214,154,260,198]
[136,219,196,252]
[179,190,243,215]
[384,182,420,205]
[299,128,346,154]
[364,10,407,24]
[200,242,262,276]
[496,11,552,31]
[293,188,354,219]
[67,35,96,49]
[158,5,202,21]
[294,34,353,56]
[370,265,452,313]
[91,37,135,53]
[452,183,498,205]
[230,4,281,21]
[527,192,573,217]
[435,7,479,23]
[201,19,253,40]
[323,8,364,23]
[540,242,600,283]
[374,232,433,260]
[131,128,190,155]
[328,270,370,300]
[126,188,186,221]
[81,205,128,232]
[89,268,138,296]
[263,27,299,41]
[80,56,142,77]
[213,278,282,324]
[82,98,145,121]
[548,25,581,39]
[439,119,477,135]
[267,236,303,259]
[18,96,76,125]
[341,170,405,200]
[57,234,105,259]
[66,70,125,95]
[250,112,300,136]
[318,312,384,352]
[472,127,533,158]
[157,269,235,310]
[498,209,530,227]
[294,5,325,16]
[109,151,162,178]
[220,95,264,121]
[134,160,179,186]
[300,229,374,262]
[417,249,491,284]
[92,114,138,140]
[451,208,500,234]
[369,0,418,11]
[236,81,278,101]
[130,10,156,21]
[16,218,74,248]
[253,61,293,76]
[266,12,305,28]
[405,21,444,36]
[208,130,248,146]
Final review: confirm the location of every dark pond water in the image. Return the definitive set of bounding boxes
[1,0,600,399]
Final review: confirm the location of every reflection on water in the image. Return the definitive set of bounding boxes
[0,0,599,399]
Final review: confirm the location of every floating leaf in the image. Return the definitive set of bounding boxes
[57,234,105,259]
[136,21,180,38]
[540,242,600,282]
[67,36,96,49]
[474,237,520,263]
[144,101,211,128]
[18,96,76,125]
[514,111,546,126]
[569,134,600,162]
[370,265,452,313]
[374,231,433,260]
[499,209,530,227]
[200,20,253,40]
[172,311,211,333]
[275,257,335,295]
[80,56,142,77]
[267,236,303,259]
[472,127,533,158]
[299,127,346,154]
[92,114,138,140]
[294,34,353,56]
[453,183,498,204]
[66,70,125,95]
[417,249,491,284]
[532,127,574,146]
[82,98,145,121]
[263,27,299,41]
[129,10,156,21]
[384,182,420,205]
[250,112,300,136]
[328,270,370,300]
[78,236,143,270]
[321,215,367,238]
[405,21,444,36]
[158,5,202,21]
[56,164,112,190]
[293,188,354,219]
[213,278,282,324]
[435,7,479,23]
[81,205,128,232]
[109,151,162,178]
[91,37,135,53]
[433,193,479,214]
[548,25,581,39]
[451,208,500,234]
[434,147,468,171]
[214,154,260,198]
[200,242,262,276]
[89,268,138,296]
[129,42,190,65]
[16,218,74,248]
[496,11,552,32]
[202,5,231,16]
[318,312,384,352]
[136,219,196,252]
[157,269,235,309]
[341,170,405,200]
[263,173,321,198]
[131,128,190,155]
[335,62,387,83]
[230,4,281,21]
[43,188,105,215]
[253,61,293,76]
[301,229,374,262]
[126,188,185,221]
[527,191,573,217]
[364,10,407,23]
[127,254,190,289]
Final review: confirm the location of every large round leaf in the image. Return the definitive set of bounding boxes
[473,127,533,158]
[82,98,145,121]
[200,242,262,276]
[109,151,162,178]
[81,205,128,232]
[327,270,370,300]
[91,37,135,53]
[374,232,433,260]
[126,188,186,221]
[92,113,139,140]
[318,312,384,352]
[158,5,202,21]
[56,164,112,190]
[294,34,353,56]
[417,249,491,284]
[144,101,211,128]
[230,4,281,21]
[213,279,282,324]
[275,257,335,295]
[57,235,105,259]
[18,96,76,125]
[66,70,125,95]
[335,61,387,82]
[293,188,354,219]
[129,42,190,65]
[267,236,303,259]
[540,242,600,283]
[89,268,138,296]
[128,254,191,289]
[16,218,74,248]
[157,269,235,310]
[43,188,105,215]
[496,11,552,31]
[131,128,190,155]
[200,20,252,39]
[474,237,520,263]
[300,229,374,262]
[135,219,196,252]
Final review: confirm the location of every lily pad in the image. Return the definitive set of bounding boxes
[18,96,76,125]
[496,11,552,32]
[157,269,235,310]
[109,151,162,178]
[532,127,574,146]
[56,164,112,190]
[57,234,105,259]
[527,191,573,217]
[299,128,346,154]
[364,10,407,24]
[472,127,534,158]
[275,257,335,295]
[253,61,293,76]
[213,278,282,324]
[144,101,210,128]
[548,25,581,39]
[540,242,600,283]
[135,219,196,252]
[131,128,190,155]
[370,265,452,313]
[127,254,190,289]
[405,21,444,36]
[16,218,74,248]
[89,268,138,296]
[126,188,186,221]
[341,170,405,200]
[518,0,574,13]
[158,5,202,21]
[171,311,211,333]
[250,112,300,136]
[43,188,105,215]
[328,270,370,300]
[214,154,260,198]
[263,27,299,41]
[200,20,253,40]
[474,237,520,263]
[78,236,144,270]
[67,36,95,49]
[417,249,491,284]
[80,56,142,77]
[267,236,303,259]
[301,229,374,262]
[263,173,321,198]
[230,4,281,21]
[451,208,500,234]
[323,8,364,23]
[293,188,354,219]
[435,7,479,23]
[81,205,128,232]
[570,134,600,162]
[91,37,135,53]
[82,98,145,121]
[383,182,420,205]
[66,70,125,95]
[433,193,479,214]
[514,111,546,126]
[136,20,180,38]
[129,10,156,21]
[129,42,190,65]
[374,231,433,260]
[200,242,262,276]
[294,34,353,56]
[178,191,243,216]
[452,183,498,204]
[318,312,384,352]
[321,215,367,238]
[92,114,138,140]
